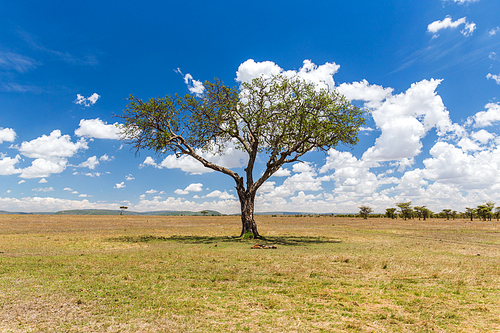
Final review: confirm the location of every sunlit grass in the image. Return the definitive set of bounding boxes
[0,215,499,332]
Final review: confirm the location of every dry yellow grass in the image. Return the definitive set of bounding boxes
[0,214,499,332]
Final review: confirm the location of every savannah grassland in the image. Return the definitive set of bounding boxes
[0,215,499,332]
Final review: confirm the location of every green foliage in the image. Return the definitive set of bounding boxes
[385,208,397,219]
[359,205,373,219]
[396,202,413,221]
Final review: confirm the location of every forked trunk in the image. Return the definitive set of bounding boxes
[238,190,260,238]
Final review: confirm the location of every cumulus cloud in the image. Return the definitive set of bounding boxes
[0,128,16,143]
[362,79,463,163]
[175,183,203,195]
[0,154,21,176]
[19,130,87,159]
[75,118,122,139]
[74,93,100,107]
[468,103,500,127]
[125,174,135,181]
[114,182,125,189]
[236,59,339,91]
[78,156,99,169]
[183,73,204,97]
[38,178,48,183]
[20,158,68,179]
[337,79,393,109]
[145,189,158,194]
[427,16,475,37]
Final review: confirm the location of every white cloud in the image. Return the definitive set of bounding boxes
[78,156,99,169]
[183,73,205,97]
[32,187,54,192]
[461,22,476,36]
[114,182,125,189]
[206,190,236,200]
[0,128,16,143]
[427,16,475,37]
[449,0,479,4]
[145,189,158,194]
[84,172,101,177]
[20,158,68,179]
[337,79,393,109]
[100,154,113,162]
[74,93,100,107]
[140,157,159,168]
[63,188,73,191]
[75,118,122,139]
[471,130,494,144]
[292,162,314,173]
[0,196,119,213]
[236,59,339,91]
[159,140,248,174]
[489,27,500,36]
[18,180,25,184]
[38,178,48,183]
[0,154,21,176]
[362,79,463,163]
[487,73,500,85]
[125,174,135,181]
[19,130,87,159]
[272,167,291,177]
[468,103,500,127]
[175,183,203,195]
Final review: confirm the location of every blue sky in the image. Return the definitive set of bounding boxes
[1,0,500,214]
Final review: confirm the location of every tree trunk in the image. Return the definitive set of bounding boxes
[238,190,260,238]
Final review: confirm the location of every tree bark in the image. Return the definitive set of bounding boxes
[238,190,260,238]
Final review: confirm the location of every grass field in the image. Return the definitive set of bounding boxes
[0,214,499,332]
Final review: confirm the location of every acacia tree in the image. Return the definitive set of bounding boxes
[359,205,373,219]
[385,208,397,219]
[414,205,431,221]
[396,202,413,221]
[117,75,365,237]
[465,207,475,221]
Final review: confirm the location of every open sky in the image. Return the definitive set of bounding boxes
[1,0,500,214]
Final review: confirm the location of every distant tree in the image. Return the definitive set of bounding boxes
[451,210,457,220]
[385,208,397,219]
[359,205,373,219]
[477,202,495,221]
[396,202,413,221]
[414,206,431,221]
[465,207,475,222]
[200,210,209,216]
[495,207,500,221]
[119,206,128,216]
[442,209,452,220]
[117,74,365,238]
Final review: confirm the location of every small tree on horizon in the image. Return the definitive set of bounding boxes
[117,74,365,238]
[359,205,373,219]
[396,202,413,221]
[119,206,128,215]
[385,208,397,219]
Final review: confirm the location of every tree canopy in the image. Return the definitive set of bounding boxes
[118,74,365,237]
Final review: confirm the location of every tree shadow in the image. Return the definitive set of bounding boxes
[109,235,341,246]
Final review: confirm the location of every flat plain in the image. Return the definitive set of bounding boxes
[0,214,499,332]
